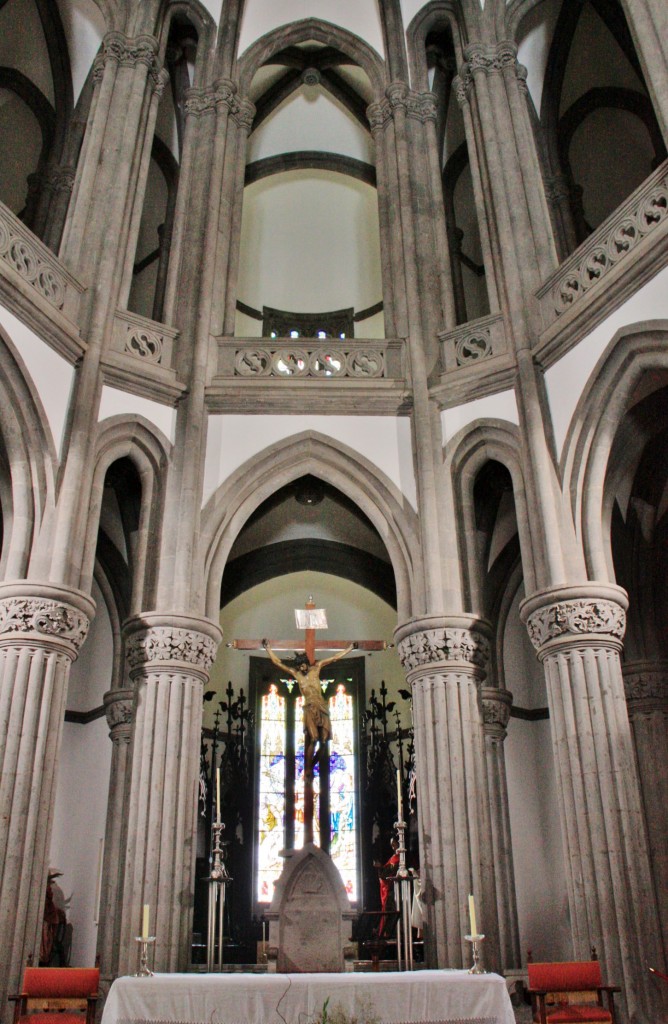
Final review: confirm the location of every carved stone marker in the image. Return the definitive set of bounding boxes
[267,844,355,972]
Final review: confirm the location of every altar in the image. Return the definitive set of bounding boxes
[102,970,516,1024]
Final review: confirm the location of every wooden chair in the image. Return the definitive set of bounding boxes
[8,967,100,1024]
[527,960,620,1024]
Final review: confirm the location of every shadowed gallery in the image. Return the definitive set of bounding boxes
[0,1,666,1023]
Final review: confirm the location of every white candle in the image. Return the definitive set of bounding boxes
[216,767,221,825]
[468,894,477,937]
[142,904,150,940]
[396,769,402,822]
[262,921,266,952]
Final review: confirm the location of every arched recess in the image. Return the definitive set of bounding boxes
[444,419,536,612]
[200,431,422,623]
[81,414,170,611]
[0,324,57,581]
[561,321,668,583]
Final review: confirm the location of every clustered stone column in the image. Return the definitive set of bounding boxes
[622,660,668,953]
[0,582,94,1016]
[481,687,520,969]
[395,616,502,972]
[96,688,135,990]
[521,585,667,1024]
[116,614,221,976]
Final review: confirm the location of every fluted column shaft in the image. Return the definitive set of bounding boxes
[623,660,668,954]
[522,586,667,1024]
[0,583,94,1016]
[96,688,134,991]
[481,687,520,969]
[395,617,502,972]
[117,615,221,975]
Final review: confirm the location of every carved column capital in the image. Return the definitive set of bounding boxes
[0,581,94,659]
[622,660,668,717]
[103,687,135,738]
[366,97,392,134]
[232,97,256,133]
[481,687,513,738]
[520,584,628,658]
[123,613,222,681]
[457,40,526,103]
[394,614,491,682]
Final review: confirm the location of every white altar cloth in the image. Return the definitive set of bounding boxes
[102,970,515,1024]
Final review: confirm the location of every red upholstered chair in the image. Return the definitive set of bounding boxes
[8,967,100,1024]
[527,960,620,1024]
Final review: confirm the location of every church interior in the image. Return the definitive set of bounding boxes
[0,0,666,1022]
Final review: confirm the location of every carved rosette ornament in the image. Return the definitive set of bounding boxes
[394,615,491,683]
[520,584,628,658]
[0,582,94,659]
[481,687,513,739]
[103,688,135,737]
[622,661,668,718]
[124,613,222,682]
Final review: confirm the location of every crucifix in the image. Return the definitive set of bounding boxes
[230,597,387,845]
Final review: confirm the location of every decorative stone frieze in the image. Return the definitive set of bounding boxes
[395,615,491,677]
[539,161,668,319]
[622,661,668,716]
[103,688,135,733]
[0,584,92,655]
[481,687,513,736]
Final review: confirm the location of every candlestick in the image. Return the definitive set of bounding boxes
[464,933,486,974]
[216,767,221,825]
[134,935,155,977]
[396,768,402,822]
[142,904,150,940]
[468,894,477,938]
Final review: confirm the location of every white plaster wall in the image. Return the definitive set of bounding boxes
[203,413,417,510]
[0,303,73,457]
[236,170,382,317]
[503,586,572,961]
[237,0,385,62]
[49,577,114,966]
[0,0,53,103]
[56,0,106,103]
[248,89,373,164]
[209,570,405,727]
[441,389,519,445]
[546,264,668,458]
[516,0,561,115]
[98,385,176,443]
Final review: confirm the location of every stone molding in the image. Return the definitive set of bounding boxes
[622,661,668,716]
[481,687,513,736]
[103,687,135,733]
[123,613,222,678]
[520,584,628,654]
[394,615,491,677]
[0,581,95,656]
[455,41,527,105]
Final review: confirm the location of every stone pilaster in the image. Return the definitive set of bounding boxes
[623,660,668,954]
[521,585,667,1024]
[0,582,94,1015]
[395,616,502,973]
[481,687,520,969]
[96,688,135,987]
[117,614,221,975]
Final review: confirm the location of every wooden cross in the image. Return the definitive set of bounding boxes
[228,596,387,663]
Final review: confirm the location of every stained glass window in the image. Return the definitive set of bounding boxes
[256,677,358,905]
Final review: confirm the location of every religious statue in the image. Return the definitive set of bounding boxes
[263,641,356,771]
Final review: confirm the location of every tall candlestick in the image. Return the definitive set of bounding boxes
[142,904,150,940]
[216,767,221,825]
[468,894,477,937]
[396,768,402,822]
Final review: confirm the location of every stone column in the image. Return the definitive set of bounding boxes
[0,582,94,1015]
[622,660,668,954]
[96,688,134,991]
[395,616,502,973]
[620,0,668,144]
[481,687,521,970]
[117,614,221,975]
[521,585,667,1024]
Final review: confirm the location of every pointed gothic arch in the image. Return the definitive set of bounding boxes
[200,430,422,621]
